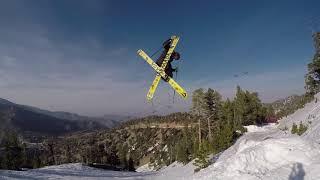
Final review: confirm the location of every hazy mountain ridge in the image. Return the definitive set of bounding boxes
[18,104,126,128]
[0,98,127,141]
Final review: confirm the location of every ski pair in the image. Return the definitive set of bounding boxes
[137,36,187,101]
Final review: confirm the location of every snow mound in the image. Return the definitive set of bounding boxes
[136,163,155,172]
[244,123,276,133]
[193,127,320,180]
[151,161,196,180]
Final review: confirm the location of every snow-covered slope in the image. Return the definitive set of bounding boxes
[2,94,320,180]
[193,94,320,180]
[193,124,320,180]
[279,93,320,143]
[0,163,156,180]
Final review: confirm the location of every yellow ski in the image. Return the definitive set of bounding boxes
[137,49,187,99]
[146,36,180,101]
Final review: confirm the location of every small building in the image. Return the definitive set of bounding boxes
[264,116,278,124]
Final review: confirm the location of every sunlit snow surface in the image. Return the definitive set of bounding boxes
[2,94,320,179]
[0,163,156,180]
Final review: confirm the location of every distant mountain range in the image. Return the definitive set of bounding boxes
[0,98,130,141]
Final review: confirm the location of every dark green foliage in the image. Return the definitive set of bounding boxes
[189,86,267,170]
[234,86,266,126]
[222,99,235,127]
[204,88,223,140]
[193,143,209,171]
[214,122,234,151]
[291,123,298,134]
[291,122,308,136]
[2,131,24,170]
[65,144,72,163]
[297,122,308,136]
[118,143,129,169]
[305,32,320,95]
[107,145,120,166]
[128,156,135,171]
[203,88,222,119]
[176,142,189,164]
[32,153,42,169]
[175,127,193,164]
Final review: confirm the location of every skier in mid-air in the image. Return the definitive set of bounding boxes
[137,35,187,100]
[156,38,181,81]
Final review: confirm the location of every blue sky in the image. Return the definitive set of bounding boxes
[0,0,319,116]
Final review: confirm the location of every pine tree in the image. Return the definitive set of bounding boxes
[32,153,42,168]
[219,122,234,150]
[128,156,135,171]
[21,143,27,168]
[65,144,72,163]
[222,99,235,128]
[234,87,265,126]
[118,143,129,169]
[46,139,56,165]
[234,86,246,127]
[203,88,222,141]
[191,88,206,149]
[176,126,193,164]
[305,32,320,95]
[297,121,308,136]
[291,123,298,134]
[176,142,188,164]
[108,145,120,166]
[193,143,209,171]
[3,131,23,170]
[245,91,265,125]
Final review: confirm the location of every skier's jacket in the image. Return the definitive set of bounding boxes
[156,38,180,79]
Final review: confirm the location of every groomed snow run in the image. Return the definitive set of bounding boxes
[2,94,320,179]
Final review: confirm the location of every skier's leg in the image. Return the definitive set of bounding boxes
[163,68,173,82]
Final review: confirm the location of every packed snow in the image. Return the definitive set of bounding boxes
[0,163,153,179]
[192,94,320,180]
[193,125,320,180]
[135,163,155,173]
[2,94,320,179]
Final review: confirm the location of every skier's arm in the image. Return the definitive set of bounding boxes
[162,38,172,50]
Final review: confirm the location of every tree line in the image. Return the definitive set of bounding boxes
[172,86,273,171]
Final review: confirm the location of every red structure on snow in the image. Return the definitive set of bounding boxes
[264,116,278,123]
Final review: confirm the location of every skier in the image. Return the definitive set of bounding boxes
[137,35,187,100]
[156,38,180,81]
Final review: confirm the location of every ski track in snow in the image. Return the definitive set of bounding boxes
[2,94,320,179]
